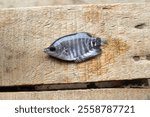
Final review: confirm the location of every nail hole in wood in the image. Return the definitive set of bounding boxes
[134,23,146,29]
[133,56,140,61]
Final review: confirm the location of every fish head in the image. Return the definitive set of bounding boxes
[44,44,62,58]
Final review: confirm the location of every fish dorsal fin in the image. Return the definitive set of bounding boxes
[50,33,77,46]
[76,32,92,38]
[51,32,92,46]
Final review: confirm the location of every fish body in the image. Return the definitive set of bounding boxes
[44,32,106,62]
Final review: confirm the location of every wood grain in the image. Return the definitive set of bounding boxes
[0,89,150,100]
[0,4,150,86]
[0,0,147,8]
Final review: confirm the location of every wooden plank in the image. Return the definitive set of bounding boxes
[0,4,150,86]
[0,0,147,8]
[0,89,150,100]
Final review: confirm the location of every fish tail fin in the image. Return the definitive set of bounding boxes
[96,37,107,46]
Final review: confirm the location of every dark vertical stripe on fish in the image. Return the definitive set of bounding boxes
[83,38,89,54]
[75,38,79,57]
[89,39,93,50]
[68,40,73,59]
[78,38,83,55]
[85,38,90,52]
[82,38,85,53]
[80,38,84,55]
[77,38,82,57]
[72,39,76,59]
[70,40,75,58]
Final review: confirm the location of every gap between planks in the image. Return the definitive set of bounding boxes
[0,79,149,92]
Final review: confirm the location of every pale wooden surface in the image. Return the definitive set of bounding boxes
[0,4,150,86]
[0,0,148,8]
[0,89,150,100]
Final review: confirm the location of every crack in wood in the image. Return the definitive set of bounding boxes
[0,79,149,92]
[134,23,146,29]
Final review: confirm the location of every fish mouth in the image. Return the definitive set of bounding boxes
[43,48,49,53]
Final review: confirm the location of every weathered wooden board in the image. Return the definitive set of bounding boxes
[0,0,147,8]
[0,89,150,100]
[0,4,150,86]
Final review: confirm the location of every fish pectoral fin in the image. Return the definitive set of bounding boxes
[75,49,101,63]
[62,48,69,56]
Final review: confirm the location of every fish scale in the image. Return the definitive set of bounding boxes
[44,32,107,62]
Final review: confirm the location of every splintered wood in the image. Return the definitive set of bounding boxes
[0,4,150,86]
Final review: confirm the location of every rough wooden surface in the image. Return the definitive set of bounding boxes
[0,4,150,86]
[0,89,150,100]
[0,0,147,8]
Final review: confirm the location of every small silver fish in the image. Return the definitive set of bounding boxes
[44,32,107,62]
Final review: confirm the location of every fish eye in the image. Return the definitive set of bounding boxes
[49,46,56,51]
